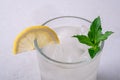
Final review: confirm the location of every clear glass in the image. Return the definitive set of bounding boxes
[34,16,104,80]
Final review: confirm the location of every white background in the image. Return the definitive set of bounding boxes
[0,0,120,80]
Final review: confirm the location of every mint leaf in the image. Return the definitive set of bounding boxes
[73,16,113,59]
[88,46,100,58]
[73,35,93,46]
[96,29,102,44]
[98,31,113,41]
[90,16,102,32]
[88,31,94,43]
[89,16,102,43]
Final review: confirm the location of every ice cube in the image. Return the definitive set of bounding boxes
[42,26,90,63]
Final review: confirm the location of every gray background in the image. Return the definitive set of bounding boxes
[0,0,120,80]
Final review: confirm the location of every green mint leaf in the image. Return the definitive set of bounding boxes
[90,16,102,32]
[73,16,113,59]
[89,16,102,43]
[96,29,102,44]
[88,46,100,59]
[88,31,94,43]
[98,31,113,41]
[73,35,93,46]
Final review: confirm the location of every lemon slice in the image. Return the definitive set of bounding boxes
[13,26,59,54]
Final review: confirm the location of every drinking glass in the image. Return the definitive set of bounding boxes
[34,16,104,80]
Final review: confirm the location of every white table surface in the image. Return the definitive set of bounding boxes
[0,0,120,80]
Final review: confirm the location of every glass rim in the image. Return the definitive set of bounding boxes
[34,16,104,65]
[41,16,92,26]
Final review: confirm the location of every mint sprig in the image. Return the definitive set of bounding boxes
[73,16,113,59]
